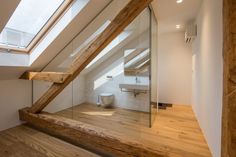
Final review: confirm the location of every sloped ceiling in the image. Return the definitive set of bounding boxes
[30,0,112,70]
[0,0,112,79]
[0,0,20,32]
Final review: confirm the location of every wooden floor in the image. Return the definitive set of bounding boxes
[0,124,100,157]
[0,104,212,157]
[56,103,212,157]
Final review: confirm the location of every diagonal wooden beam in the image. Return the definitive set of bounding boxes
[28,0,153,113]
[20,72,71,83]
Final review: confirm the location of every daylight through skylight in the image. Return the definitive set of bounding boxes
[0,0,65,49]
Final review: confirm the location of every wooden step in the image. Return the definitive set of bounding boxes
[19,108,163,157]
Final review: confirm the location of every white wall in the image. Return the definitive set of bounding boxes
[158,32,192,105]
[0,80,32,131]
[33,75,86,113]
[191,0,223,156]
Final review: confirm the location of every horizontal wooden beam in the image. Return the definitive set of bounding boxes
[20,72,71,83]
[28,0,153,113]
[19,108,162,157]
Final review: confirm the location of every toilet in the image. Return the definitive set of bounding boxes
[100,93,114,108]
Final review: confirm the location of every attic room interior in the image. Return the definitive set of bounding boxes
[0,0,235,157]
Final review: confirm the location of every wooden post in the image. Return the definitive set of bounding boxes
[222,0,236,156]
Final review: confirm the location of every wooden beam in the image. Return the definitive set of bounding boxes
[20,72,71,83]
[19,108,163,157]
[222,0,236,156]
[28,0,153,113]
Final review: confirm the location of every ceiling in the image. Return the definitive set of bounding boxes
[155,0,202,34]
[0,0,111,79]
[0,0,20,32]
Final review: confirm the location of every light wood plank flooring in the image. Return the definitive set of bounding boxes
[56,103,212,157]
[0,124,100,157]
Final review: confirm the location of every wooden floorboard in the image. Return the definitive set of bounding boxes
[0,125,100,157]
[1,104,212,157]
[56,103,212,157]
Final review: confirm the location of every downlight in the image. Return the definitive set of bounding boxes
[176,0,183,4]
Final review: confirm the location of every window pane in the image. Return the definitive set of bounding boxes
[0,0,64,48]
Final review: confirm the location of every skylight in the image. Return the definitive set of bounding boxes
[0,0,65,49]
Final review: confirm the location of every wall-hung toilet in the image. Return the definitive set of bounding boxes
[100,93,114,108]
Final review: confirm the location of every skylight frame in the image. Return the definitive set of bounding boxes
[0,0,73,54]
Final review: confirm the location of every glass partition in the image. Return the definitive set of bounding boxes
[150,9,158,126]
[33,5,155,155]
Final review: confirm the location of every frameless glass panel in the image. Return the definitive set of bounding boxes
[43,20,111,72]
[33,42,74,117]
[0,0,64,48]
[73,8,151,143]
[150,10,158,126]
[33,4,152,155]
[37,8,113,120]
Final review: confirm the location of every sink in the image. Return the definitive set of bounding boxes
[119,83,149,91]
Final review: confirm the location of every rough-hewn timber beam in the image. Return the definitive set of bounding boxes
[19,108,163,157]
[27,0,153,113]
[20,72,71,83]
[222,0,236,156]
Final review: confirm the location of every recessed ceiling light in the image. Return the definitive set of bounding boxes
[176,0,183,3]
[176,25,181,29]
